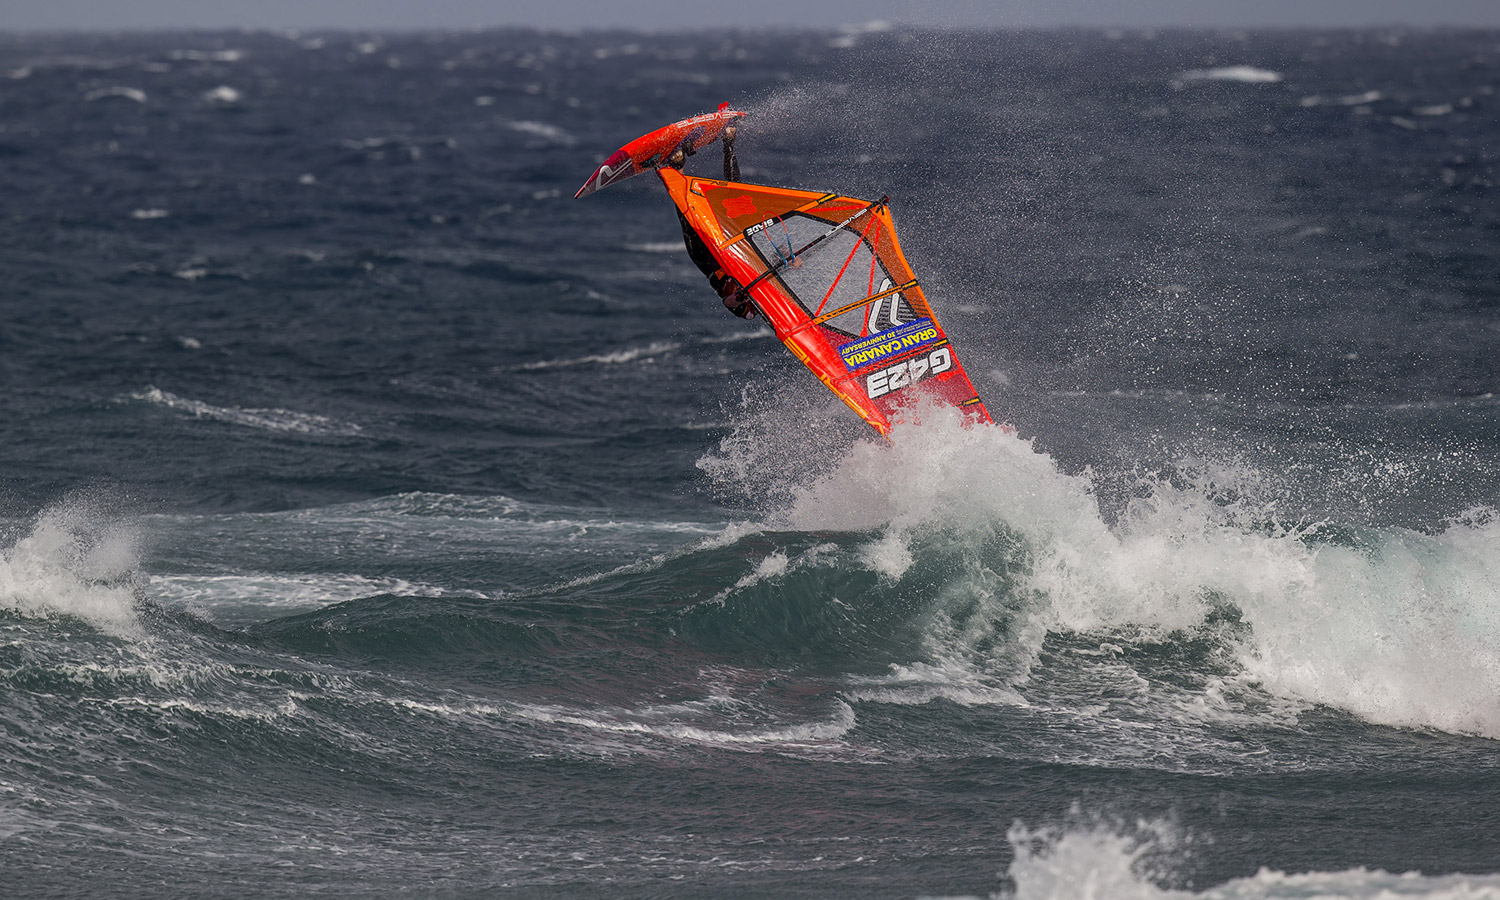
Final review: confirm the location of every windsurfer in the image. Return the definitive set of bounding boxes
[668,127,756,319]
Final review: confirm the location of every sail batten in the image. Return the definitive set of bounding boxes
[661,168,992,435]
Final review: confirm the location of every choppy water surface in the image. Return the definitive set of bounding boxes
[1,26,1498,899]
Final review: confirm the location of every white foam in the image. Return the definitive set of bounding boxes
[724,401,1500,738]
[700,543,835,606]
[1178,66,1284,84]
[859,531,912,579]
[148,572,487,618]
[0,505,142,638]
[1004,818,1500,900]
[845,658,1025,707]
[626,241,686,253]
[1008,819,1187,900]
[507,120,574,144]
[1300,90,1383,108]
[168,49,244,63]
[126,387,364,438]
[697,326,775,344]
[107,695,300,725]
[508,697,857,749]
[130,208,169,220]
[84,86,147,103]
[203,85,241,103]
[517,341,679,370]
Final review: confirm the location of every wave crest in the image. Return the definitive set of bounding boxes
[0,503,143,637]
[705,406,1500,739]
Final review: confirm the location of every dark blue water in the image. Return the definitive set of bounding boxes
[2,26,1499,899]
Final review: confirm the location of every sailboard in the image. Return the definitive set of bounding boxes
[576,108,993,435]
[575,104,745,199]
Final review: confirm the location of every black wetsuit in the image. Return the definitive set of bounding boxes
[676,133,754,318]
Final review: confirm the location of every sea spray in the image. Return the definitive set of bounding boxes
[711,406,1500,738]
[1005,817,1190,900]
[0,502,143,638]
[1001,818,1500,900]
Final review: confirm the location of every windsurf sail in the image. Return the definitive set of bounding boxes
[577,111,993,435]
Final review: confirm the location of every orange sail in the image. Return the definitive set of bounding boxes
[576,109,992,435]
[659,168,992,435]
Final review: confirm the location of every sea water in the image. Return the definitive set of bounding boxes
[1,26,1498,899]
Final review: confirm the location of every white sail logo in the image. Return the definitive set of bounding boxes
[868,278,906,331]
[866,346,953,399]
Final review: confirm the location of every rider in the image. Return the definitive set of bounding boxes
[667,124,755,319]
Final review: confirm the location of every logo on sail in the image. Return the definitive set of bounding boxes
[866,347,953,399]
[838,318,939,370]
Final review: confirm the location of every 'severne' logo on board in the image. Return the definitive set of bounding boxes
[838,318,939,370]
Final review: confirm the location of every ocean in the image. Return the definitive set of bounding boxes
[1,24,1498,899]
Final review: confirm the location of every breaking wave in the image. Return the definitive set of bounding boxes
[703,402,1500,740]
[0,504,143,637]
[1001,818,1500,900]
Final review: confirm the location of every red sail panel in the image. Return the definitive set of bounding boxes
[659,168,992,435]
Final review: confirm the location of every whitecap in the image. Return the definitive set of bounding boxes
[168,49,244,63]
[844,658,1026,707]
[507,120,574,144]
[517,341,679,370]
[148,572,488,619]
[1003,817,1500,900]
[1178,66,1283,84]
[696,326,775,344]
[125,387,364,438]
[507,697,857,749]
[697,543,836,607]
[203,85,241,103]
[0,505,143,638]
[84,86,147,103]
[717,399,1500,740]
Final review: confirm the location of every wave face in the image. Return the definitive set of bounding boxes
[2,26,1499,900]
